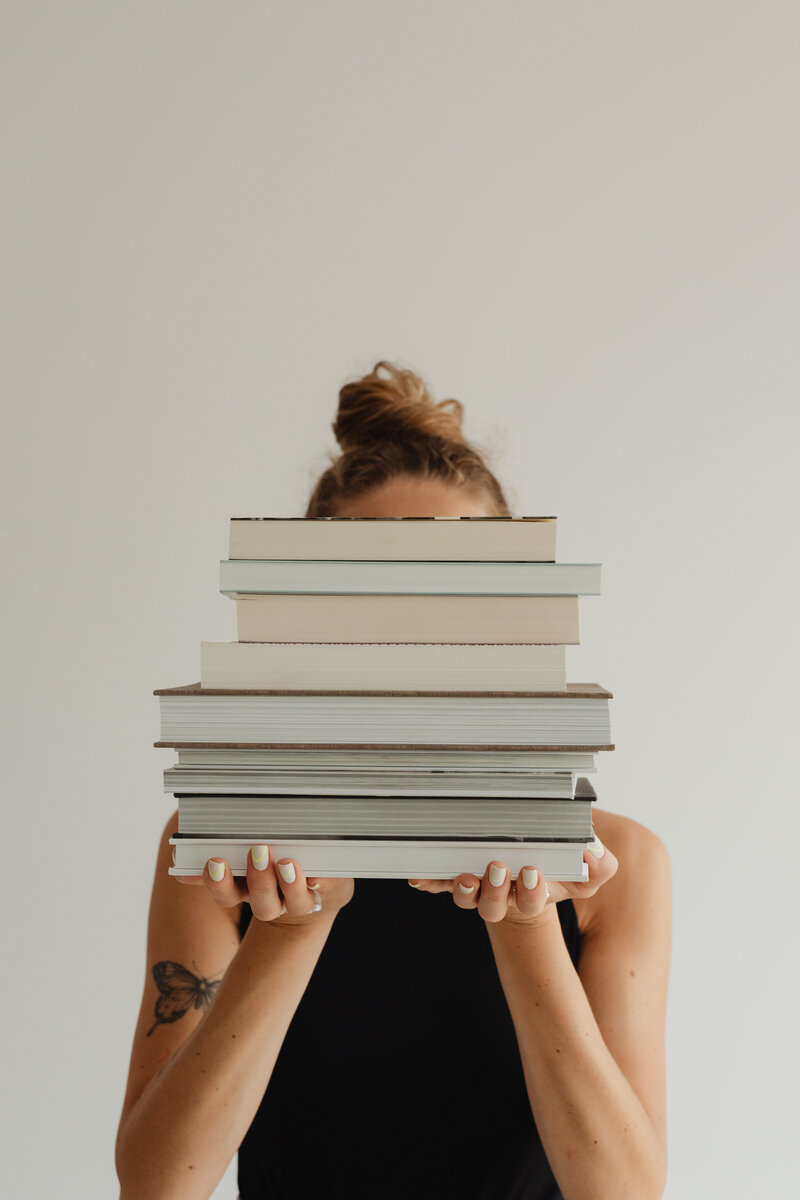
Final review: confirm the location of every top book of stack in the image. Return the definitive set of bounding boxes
[228,516,558,561]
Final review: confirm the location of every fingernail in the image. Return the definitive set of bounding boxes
[208,860,225,882]
[458,883,475,895]
[278,861,296,884]
[489,864,507,887]
[409,881,423,888]
[309,882,321,891]
[251,845,269,871]
[545,883,550,900]
[587,836,605,859]
[521,868,538,890]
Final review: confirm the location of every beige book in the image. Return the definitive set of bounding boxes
[199,641,567,691]
[235,593,579,644]
[229,516,556,561]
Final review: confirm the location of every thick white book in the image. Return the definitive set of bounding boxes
[168,836,590,882]
[173,784,596,838]
[219,559,600,597]
[229,516,557,561]
[199,641,567,692]
[155,683,613,749]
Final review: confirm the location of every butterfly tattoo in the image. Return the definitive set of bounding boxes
[146,961,222,1037]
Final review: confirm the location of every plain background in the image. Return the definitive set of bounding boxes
[2,3,799,1196]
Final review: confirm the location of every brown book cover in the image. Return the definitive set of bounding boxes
[154,682,614,751]
[154,682,612,699]
[157,742,615,750]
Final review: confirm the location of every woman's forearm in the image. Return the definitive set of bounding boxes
[487,910,666,1200]
[116,913,336,1200]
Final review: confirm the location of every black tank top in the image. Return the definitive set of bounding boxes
[237,879,581,1199]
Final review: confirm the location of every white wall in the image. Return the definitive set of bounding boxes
[2,3,798,1196]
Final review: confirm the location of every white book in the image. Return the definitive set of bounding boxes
[174,748,598,771]
[168,836,590,882]
[219,559,601,597]
[229,516,557,561]
[155,683,613,749]
[174,787,596,838]
[165,768,583,798]
[199,641,567,692]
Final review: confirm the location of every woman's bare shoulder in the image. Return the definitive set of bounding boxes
[572,809,671,938]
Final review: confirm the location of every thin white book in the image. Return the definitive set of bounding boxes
[199,641,567,692]
[174,748,598,771]
[164,768,585,798]
[219,559,600,597]
[168,836,590,882]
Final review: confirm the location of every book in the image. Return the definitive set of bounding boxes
[172,779,596,839]
[164,767,588,799]
[168,835,591,881]
[229,516,557,561]
[154,683,614,749]
[166,747,597,796]
[199,641,567,692]
[172,747,598,771]
[220,559,599,597]
[234,594,580,644]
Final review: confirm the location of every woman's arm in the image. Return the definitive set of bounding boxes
[115,814,349,1200]
[486,814,671,1200]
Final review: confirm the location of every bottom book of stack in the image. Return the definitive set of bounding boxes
[168,778,596,881]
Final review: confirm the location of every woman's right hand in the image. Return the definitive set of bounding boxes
[176,844,354,926]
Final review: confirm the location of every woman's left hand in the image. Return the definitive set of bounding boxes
[407,832,618,925]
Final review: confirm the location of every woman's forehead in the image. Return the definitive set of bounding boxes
[332,476,495,518]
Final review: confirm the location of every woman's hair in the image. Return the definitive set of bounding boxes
[305,361,511,517]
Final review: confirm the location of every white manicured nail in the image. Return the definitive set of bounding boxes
[309,882,321,891]
[545,883,550,900]
[587,837,605,859]
[278,861,296,884]
[489,864,506,887]
[522,868,538,890]
[458,883,475,895]
[207,860,225,882]
[251,845,269,871]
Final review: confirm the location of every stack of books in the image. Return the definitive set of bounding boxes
[156,517,613,882]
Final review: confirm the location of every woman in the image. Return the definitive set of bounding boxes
[116,362,671,1200]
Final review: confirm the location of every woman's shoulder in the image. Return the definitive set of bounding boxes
[591,808,669,860]
[572,809,671,938]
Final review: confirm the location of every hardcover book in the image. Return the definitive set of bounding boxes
[155,683,614,750]
[228,516,557,561]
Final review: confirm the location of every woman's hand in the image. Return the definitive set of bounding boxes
[176,844,354,927]
[407,832,618,925]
